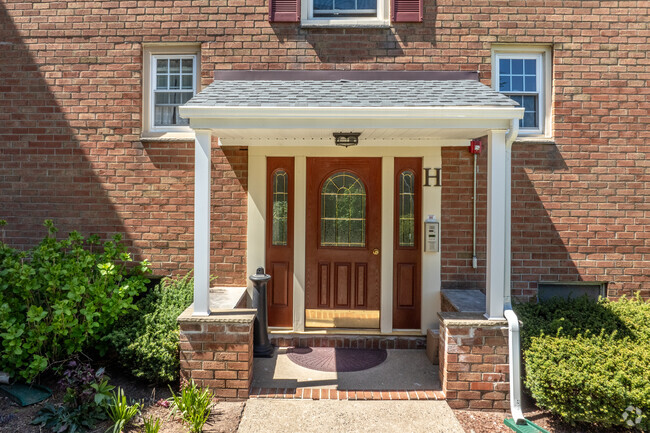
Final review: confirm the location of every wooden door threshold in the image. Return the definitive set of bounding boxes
[305,308,380,329]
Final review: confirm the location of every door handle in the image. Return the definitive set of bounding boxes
[372,248,380,256]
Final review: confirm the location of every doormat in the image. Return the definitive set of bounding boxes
[286,347,387,372]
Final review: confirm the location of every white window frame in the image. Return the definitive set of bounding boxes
[149,54,197,133]
[492,46,552,139]
[301,0,389,27]
[141,44,201,140]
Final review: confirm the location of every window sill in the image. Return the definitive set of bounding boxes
[513,136,555,145]
[301,18,390,28]
[140,131,196,142]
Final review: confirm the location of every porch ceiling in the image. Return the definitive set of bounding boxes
[179,72,524,146]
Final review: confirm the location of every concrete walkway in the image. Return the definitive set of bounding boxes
[237,399,465,433]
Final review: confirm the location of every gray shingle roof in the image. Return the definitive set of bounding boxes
[185,79,519,108]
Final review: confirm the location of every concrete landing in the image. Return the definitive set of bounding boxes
[252,348,440,391]
[237,399,465,433]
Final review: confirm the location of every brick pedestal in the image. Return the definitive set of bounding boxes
[438,312,510,411]
[178,306,256,401]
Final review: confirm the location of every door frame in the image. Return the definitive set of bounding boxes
[247,145,442,334]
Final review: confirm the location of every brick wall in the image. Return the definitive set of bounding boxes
[439,314,510,411]
[1,1,648,295]
[179,317,254,400]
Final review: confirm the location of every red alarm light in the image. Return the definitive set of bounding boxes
[469,139,482,154]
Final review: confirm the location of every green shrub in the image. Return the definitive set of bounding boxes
[104,273,194,383]
[0,221,150,382]
[516,295,650,429]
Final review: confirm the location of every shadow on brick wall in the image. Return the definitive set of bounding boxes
[0,3,129,250]
[441,144,584,302]
[268,1,440,64]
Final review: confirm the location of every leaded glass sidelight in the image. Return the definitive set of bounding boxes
[320,172,366,247]
[272,170,288,246]
[398,170,415,247]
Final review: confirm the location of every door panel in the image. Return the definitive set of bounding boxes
[306,158,382,313]
[393,157,422,329]
[334,263,351,307]
[266,157,294,327]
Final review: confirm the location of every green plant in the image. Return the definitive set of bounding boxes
[106,387,141,433]
[0,221,150,381]
[104,273,194,383]
[515,295,650,430]
[143,416,161,433]
[168,380,213,433]
[32,361,115,432]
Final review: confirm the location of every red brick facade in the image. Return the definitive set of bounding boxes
[1,1,648,296]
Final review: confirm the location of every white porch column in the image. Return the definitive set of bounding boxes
[193,129,212,316]
[486,130,511,320]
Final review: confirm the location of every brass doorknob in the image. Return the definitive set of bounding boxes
[372,248,380,256]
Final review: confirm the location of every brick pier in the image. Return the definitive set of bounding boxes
[178,305,256,401]
[438,312,510,411]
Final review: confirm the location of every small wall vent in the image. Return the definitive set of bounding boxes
[537,282,606,302]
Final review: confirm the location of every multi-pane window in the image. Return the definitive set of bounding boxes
[272,170,289,246]
[320,172,366,247]
[313,0,377,17]
[495,53,544,134]
[152,55,196,129]
[398,171,415,247]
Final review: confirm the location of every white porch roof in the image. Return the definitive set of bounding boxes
[179,71,523,145]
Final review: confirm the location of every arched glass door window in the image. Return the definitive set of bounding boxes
[272,170,288,246]
[398,170,415,247]
[320,172,366,247]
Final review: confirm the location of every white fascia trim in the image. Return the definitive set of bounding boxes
[179,105,524,121]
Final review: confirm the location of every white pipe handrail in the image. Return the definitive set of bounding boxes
[505,307,526,425]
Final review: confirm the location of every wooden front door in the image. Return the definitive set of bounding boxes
[305,158,382,320]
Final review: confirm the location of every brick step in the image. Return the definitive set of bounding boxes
[250,387,446,401]
[269,334,426,350]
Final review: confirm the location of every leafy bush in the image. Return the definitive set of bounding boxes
[516,295,650,430]
[32,361,114,432]
[0,221,150,382]
[104,273,194,383]
[169,379,213,433]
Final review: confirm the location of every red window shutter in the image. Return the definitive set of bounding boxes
[391,0,422,22]
[269,0,300,22]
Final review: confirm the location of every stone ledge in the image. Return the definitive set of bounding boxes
[438,312,507,327]
[178,304,256,324]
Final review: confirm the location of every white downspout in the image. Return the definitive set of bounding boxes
[505,307,525,425]
[505,118,519,146]
[505,118,523,423]
[504,118,517,306]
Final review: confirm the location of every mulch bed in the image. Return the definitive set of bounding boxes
[454,394,630,433]
[0,369,243,433]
